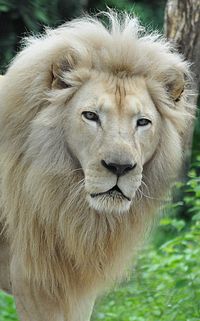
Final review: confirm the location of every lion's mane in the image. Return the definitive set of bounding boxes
[0,12,194,304]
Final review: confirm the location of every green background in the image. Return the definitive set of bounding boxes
[0,1,200,320]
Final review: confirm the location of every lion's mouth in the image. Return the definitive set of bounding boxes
[91,185,131,201]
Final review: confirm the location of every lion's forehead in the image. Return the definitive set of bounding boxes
[78,73,158,119]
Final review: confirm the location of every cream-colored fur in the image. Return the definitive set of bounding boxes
[0,12,194,321]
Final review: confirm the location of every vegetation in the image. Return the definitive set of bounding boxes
[0,0,199,320]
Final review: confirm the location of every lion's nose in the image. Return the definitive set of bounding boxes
[101,160,136,177]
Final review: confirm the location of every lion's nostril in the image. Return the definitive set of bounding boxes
[101,160,137,176]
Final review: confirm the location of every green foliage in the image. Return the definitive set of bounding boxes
[0,291,18,321]
[88,0,166,30]
[91,220,200,321]
[168,157,200,222]
[183,158,200,219]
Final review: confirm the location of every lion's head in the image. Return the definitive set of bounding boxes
[49,75,160,214]
[0,12,195,298]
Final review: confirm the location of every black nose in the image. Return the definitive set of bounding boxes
[101,160,136,176]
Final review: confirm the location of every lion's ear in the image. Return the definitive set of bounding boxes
[51,55,76,89]
[160,68,185,103]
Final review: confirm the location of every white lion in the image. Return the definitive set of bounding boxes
[0,12,194,321]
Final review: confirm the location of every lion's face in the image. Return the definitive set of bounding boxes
[64,74,161,214]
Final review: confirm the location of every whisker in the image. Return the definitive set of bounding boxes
[141,173,152,186]
[68,178,85,197]
[69,168,83,174]
[140,187,162,201]
[135,187,143,202]
[141,180,151,197]
[67,179,85,208]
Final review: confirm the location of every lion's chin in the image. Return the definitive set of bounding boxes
[87,194,132,215]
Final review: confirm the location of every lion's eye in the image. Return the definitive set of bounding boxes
[82,111,99,122]
[137,118,152,127]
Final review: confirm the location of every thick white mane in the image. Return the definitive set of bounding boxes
[19,12,190,82]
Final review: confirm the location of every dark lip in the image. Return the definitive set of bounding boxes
[90,185,131,201]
